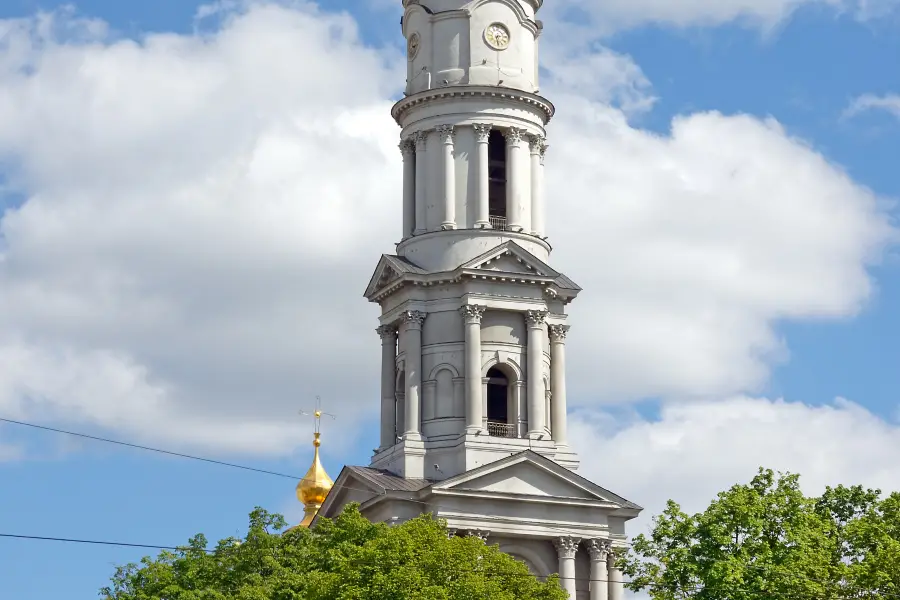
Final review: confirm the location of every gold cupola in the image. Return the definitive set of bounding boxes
[296,413,334,528]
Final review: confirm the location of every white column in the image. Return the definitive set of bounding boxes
[608,547,624,600]
[460,305,486,433]
[554,536,581,599]
[400,138,416,239]
[549,324,570,446]
[377,325,398,449]
[436,125,456,230]
[587,540,610,600]
[413,131,428,235]
[526,310,547,436]
[529,135,546,237]
[402,310,426,440]
[506,127,526,232]
[473,124,491,228]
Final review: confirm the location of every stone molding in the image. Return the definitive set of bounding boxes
[506,127,526,146]
[473,123,492,143]
[586,538,611,561]
[401,310,427,329]
[376,325,398,339]
[414,130,428,150]
[459,304,487,324]
[467,529,490,541]
[391,86,555,125]
[398,138,415,156]
[549,324,570,342]
[525,309,548,327]
[435,124,456,144]
[553,536,581,559]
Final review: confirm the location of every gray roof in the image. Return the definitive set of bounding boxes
[346,466,432,492]
[383,254,428,275]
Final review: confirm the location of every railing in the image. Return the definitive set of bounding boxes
[489,215,509,231]
[487,421,517,438]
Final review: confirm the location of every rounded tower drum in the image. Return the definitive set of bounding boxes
[366,0,580,481]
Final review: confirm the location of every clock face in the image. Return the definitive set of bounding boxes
[407,32,420,60]
[484,23,511,50]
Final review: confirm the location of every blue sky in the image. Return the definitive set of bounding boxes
[0,0,899,598]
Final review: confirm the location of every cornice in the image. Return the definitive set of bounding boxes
[392,86,555,125]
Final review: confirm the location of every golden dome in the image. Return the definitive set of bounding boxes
[296,430,333,528]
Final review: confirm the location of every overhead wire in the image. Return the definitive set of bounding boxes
[6,416,896,598]
[0,415,637,543]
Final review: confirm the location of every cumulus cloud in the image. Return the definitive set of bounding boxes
[543,0,898,36]
[0,1,893,458]
[844,93,900,120]
[571,397,900,533]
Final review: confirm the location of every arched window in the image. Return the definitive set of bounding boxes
[488,130,507,228]
[486,367,513,437]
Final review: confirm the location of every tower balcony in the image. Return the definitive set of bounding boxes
[488,215,509,231]
[487,421,518,439]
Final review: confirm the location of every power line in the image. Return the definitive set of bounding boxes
[0,416,638,542]
[0,417,301,480]
[0,533,210,553]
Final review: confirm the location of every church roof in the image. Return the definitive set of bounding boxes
[344,466,432,492]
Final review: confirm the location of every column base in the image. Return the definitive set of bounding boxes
[474,221,490,229]
[441,223,457,230]
[413,228,426,235]
[403,431,424,442]
[527,430,548,440]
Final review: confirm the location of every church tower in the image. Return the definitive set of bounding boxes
[320,2,643,598]
[365,0,580,481]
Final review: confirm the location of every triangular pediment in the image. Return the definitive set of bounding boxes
[433,451,638,507]
[459,242,559,279]
[364,255,427,299]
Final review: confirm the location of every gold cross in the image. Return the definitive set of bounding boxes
[299,396,336,435]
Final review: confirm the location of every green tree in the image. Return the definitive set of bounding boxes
[621,468,900,599]
[101,504,566,600]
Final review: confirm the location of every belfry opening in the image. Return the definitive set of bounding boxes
[488,129,507,227]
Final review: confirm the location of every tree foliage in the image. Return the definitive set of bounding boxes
[621,468,900,599]
[101,504,566,600]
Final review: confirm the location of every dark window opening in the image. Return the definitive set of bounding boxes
[486,367,509,423]
[488,130,507,226]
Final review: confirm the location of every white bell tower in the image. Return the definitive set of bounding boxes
[365,0,581,481]
[321,4,643,598]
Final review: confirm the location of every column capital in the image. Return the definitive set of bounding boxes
[553,536,581,560]
[459,304,486,324]
[540,143,549,166]
[506,127,527,147]
[376,324,398,339]
[447,528,458,539]
[586,538,611,561]
[473,123,492,143]
[528,134,546,154]
[525,310,548,328]
[435,124,456,144]
[401,310,427,329]
[466,529,490,541]
[399,138,416,157]
[414,130,428,150]
[549,324,570,342]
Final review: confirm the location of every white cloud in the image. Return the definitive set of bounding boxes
[543,0,898,36]
[845,93,900,120]
[571,397,900,535]
[0,2,894,458]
